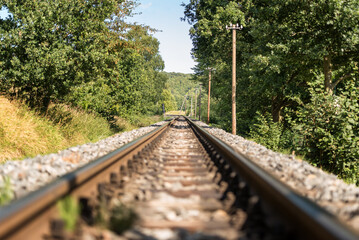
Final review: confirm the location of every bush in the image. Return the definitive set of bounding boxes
[249,112,283,151]
[293,83,359,184]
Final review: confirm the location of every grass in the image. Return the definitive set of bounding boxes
[0,176,13,206]
[0,96,163,163]
[0,97,64,162]
[165,110,185,115]
[0,96,114,162]
[57,196,80,232]
[45,104,114,144]
[112,114,162,132]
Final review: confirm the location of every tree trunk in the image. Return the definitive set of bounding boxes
[323,55,333,94]
[271,96,284,123]
[42,94,51,112]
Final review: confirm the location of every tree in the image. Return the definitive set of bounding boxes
[182,0,359,126]
[0,0,168,120]
[182,0,359,183]
[248,0,359,94]
[161,88,177,112]
[0,0,117,110]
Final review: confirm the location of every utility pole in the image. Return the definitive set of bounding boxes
[194,89,198,119]
[190,93,193,117]
[226,23,242,135]
[207,68,214,124]
[198,85,202,121]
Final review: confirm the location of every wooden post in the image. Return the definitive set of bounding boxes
[232,28,236,135]
[207,69,212,124]
[195,89,198,119]
[198,85,202,121]
[190,93,193,117]
[226,23,242,135]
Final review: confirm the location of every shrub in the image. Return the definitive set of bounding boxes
[293,83,359,184]
[249,112,283,151]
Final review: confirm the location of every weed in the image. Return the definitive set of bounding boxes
[109,201,137,234]
[0,176,14,206]
[95,196,111,228]
[57,197,80,232]
[95,198,137,235]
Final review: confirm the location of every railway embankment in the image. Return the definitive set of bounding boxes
[0,117,358,239]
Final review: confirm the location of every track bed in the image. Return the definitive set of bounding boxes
[0,117,357,240]
[118,118,241,239]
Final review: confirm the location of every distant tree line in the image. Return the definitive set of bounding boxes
[0,0,173,119]
[183,0,359,184]
[165,72,200,110]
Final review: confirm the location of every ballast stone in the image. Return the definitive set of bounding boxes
[0,121,168,200]
[195,120,359,231]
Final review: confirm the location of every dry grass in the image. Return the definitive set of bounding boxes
[0,97,67,162]
[0,96,114,163]
[0,95,161,163]
[165,110,185,115]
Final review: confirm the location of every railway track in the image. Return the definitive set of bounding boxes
[0,117,357,239]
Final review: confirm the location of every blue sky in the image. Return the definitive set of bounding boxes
[130,1,195,73]
[0,7,9,19]
[0,2,195,73]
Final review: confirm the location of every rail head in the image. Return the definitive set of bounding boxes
[185,117,359,240]
[0,118,176,239]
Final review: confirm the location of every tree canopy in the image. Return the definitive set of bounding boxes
[0,0,167,118]
[183,0,359,183]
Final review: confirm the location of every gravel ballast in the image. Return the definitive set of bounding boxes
[195,121,359,231]
[0,121,168,199]
[0,118,358,232]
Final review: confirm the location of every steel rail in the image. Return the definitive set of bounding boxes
[0,118,175,240]
[185,117,359,240]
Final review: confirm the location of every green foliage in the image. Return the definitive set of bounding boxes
[161,88,177,112]
[45,104,114,143]
[0,0,117,110]
[249,112,283,151]
[57,196,80,232]
[64,26,167,119]
[292,82,359,183]
[165,72,198,109]
[109,202,137,234]
[95,199,137,234]
[0,176,13,206]
[183,0,359,183]
[0,0,167,120]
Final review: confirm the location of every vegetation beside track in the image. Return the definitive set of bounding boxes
[0,96,162,163]
[183,1,359,185]
[0,1,175,162]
